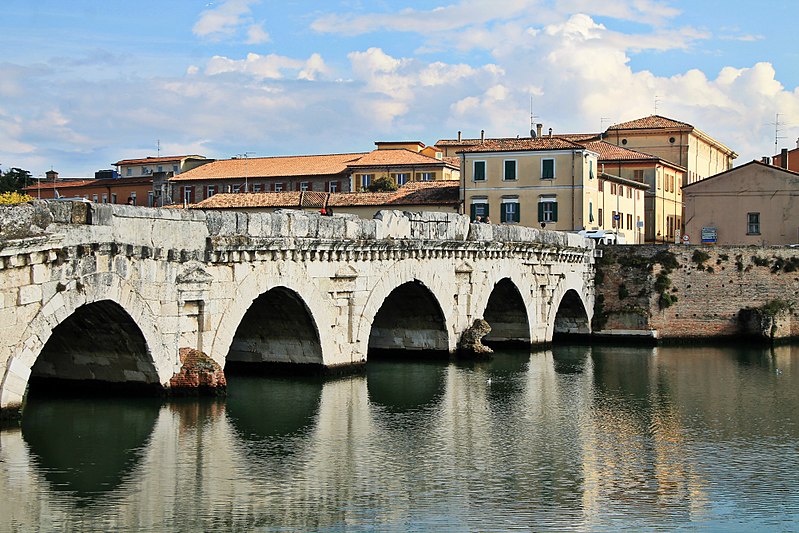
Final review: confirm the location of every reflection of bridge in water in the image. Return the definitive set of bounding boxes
[3,344,797,530]
[1,202,596,415]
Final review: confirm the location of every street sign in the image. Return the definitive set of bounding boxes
[613,214,620,220]
[701,227,717,243]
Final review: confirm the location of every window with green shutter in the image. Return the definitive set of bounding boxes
[542,159,555,179]
[538,198,557,222]
[473,161,486,181]
[470,201,489,221]
[501,201,520,223]
[504,160,517,180]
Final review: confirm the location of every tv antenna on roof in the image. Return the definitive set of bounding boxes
[600,117,611,139]
[773,113,787,153]
[529,96,539,138]
[157,139,161,158]
[654,95,661,115]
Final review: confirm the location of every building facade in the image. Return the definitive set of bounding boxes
[113,155,210,179]
[349,146,459,192]
[604,115,737,185]
[683,160,799,246]
[459,137,648,243]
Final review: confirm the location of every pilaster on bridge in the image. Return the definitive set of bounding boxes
[0,201,596,417]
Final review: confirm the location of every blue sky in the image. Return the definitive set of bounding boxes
[2,0,798,176]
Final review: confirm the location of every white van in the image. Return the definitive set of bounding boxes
[578,229,626,245]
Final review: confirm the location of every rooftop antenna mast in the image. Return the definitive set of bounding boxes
[654,95,660,115]
[157,139,161,158]
[774,113,786,153]
[529,96,539,137]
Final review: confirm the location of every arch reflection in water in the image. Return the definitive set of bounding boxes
[552,343,593,374]
[225,375,323,457]
[20,396,161,500]
[366,360,445,412]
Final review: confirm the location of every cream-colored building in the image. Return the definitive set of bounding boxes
[585,140,686,243]
[350,142,460,192]
[460,138,647,243]
[683,160,799,245]
[604,115,737,185]
[113,155,210,178]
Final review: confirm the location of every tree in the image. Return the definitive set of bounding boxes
[0,167,34,194]
[366,175,398,193]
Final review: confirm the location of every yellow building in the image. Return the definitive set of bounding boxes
[604,115,737,185]
[460,137,647,243]
[585,140,686,243]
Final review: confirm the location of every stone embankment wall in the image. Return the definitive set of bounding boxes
[595,244,799,341]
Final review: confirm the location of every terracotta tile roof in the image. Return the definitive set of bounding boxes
[347,149,457,169]
[557,133,602,141]
[114,155,207,166]
[171,152,367,182]
[607,115,693,131]
[442,156,461,167]
[192,180,459,209]
[435,138,484,147]
[458,137,588,153]
[581,140,659,162]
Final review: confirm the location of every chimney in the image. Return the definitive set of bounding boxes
[45,170,59,181]
[761,156,771,165]
[480,129,485,143]
[780,148,789,169]
[536,123,543,138]
[548,127,552,138]
[457,130,462,143]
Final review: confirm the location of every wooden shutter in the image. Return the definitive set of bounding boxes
[514,203,520,223]
[470,204,477,221]
[552,201,558,222]
[500,205,507,223]
[538,202,544,222]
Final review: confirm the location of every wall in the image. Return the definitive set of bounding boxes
[595,244,799,341]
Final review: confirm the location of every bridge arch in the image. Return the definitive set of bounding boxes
[548,273,592,339]
[470,267,534,344]
[209,262,336,368]
[2,272,172,409]
[356,260,456,355]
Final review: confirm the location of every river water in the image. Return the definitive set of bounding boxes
[2,343,799,532]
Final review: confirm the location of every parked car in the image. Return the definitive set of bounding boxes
[578,229,626,245]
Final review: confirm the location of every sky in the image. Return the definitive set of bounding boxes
[1,0,798,176]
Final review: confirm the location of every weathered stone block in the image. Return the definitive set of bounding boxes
[17,285,42,306]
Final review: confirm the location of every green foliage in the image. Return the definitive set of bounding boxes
[618,283,629,300]
[652,250,679,273]
[771,256,799,273]
[752,256,770,267]
[0,168,33,194]
[592,293,608,331]
[735,255,744,272]
[691,249,710,267]
[366,175,398,192]
[759,299,794,317]
[718,254,729,262]
[0,191,33,205]
[658,293,678,309]
[654,273,671,293]
[594,268,605,286]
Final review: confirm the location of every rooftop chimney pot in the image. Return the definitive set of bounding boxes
[457,130,462,143]
[480,129,485,143]
[536,123,543,138]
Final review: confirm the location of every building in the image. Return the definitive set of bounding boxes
[168,153,366,205]
[22,170,156,206]
[603,115,737,185]
[189,180,460,218]
[584,140,686,243]
[683,160,799,245]
[113,155,210,179]
[459,137,647,243]
[349,144,460,192]
[771,142,799,173]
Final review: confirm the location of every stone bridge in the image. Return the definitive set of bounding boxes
[0,201,596,417]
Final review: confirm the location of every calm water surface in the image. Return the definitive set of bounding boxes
[2,343,799,532]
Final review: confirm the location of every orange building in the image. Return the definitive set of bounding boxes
[23,171,157,206]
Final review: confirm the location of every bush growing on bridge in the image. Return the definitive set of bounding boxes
[0,191,33,205]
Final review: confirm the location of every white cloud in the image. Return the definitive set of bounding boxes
[205,52,327,81]
[193,0,261,41]
[246,22,270,44]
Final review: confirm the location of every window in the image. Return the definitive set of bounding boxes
[633,169,644,182]
[148,191,154,207]
[233,184,241,193]
[610,183,617,195]
[91,194,98,203]
[300,181,310,192]
[157,166,163,173]
[504,160,517,181]
[207,185,215,197]
[360,174,372,190]
[420,172,434,181]
[597,178,604,192]
[395,173,410,186]
[328,181,338,193]
[111,193,117,204]
[542,159,555,179]
[627,213,633,230]
[181,187,191,205]
[173,165,179,173]
[501,197,520,223]
[274,183,283,192]
[618,185,623,196]
[598,208,603,227]
[589,160,594,180]
[473,161,486,181]
[627,187,632,199]
[252,184,261,192]
[126,168,132,176]
[747,212,760,235]
[538,196,557,223]
[102,193,108,203]
[130,192,137,205]
[470,198,489,222]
